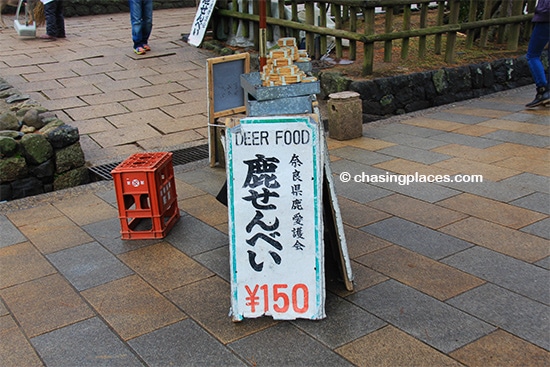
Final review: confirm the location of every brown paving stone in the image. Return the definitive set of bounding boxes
[69,117,115,135]
[344,225,393,259]
[132,82,187,98]
[438,193,546,229]
[451,124,498,137]
[0,316,43,367]
[145,71,196,85]
[106,109,172,128]
[40,97,89,112]
[450,329,550,367]
[137,130,205,151]
[23,68,78,82]
[80,90,139,105]
[174,179,206,200]
[484,143,550,162]
[178,194,228,227]
[42,84,102,100]
[373,158,457,176]
[367,194,467,229]
[58,74,115,88]
[433,157,521,182]
[328,261,388,297]
[356,246,484,301]
[65,102,129,121]
[16,215,94,254]
[6,203,64,226]
[494,156,550,176]
[118,242,214,293]
[106,68,160,81]
[338,196,392,228]
[401,116,466,131]
[91,124,162,148]
[120,94,181,112]
[0,242,56,289]
[447,106,511,119]
[479,119,550,136]
[82,275,186,341]
[165,276,277,344]
[344,136,396,151]
[94,77,151,93]
[161,100,207,118]
[335,325,463,367]
[440,217,550,263]
[53,193,118,226]
[431,143,513,163]
[0,274,94,338]
[325,137,348,150]
[149,115,207,134]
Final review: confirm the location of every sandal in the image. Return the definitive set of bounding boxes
[143,44,151,52]
[134,47,146,55]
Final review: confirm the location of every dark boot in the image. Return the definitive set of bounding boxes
[526,86,550,108]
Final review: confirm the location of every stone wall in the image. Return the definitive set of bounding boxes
[0,79,88,202]
[318,54,542,122]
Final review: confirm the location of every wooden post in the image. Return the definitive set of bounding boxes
[444,0,460,64]
[479,0,492,48]
[259,0,267,69]
[363,6,375,76]
[305,1,315,58]
[507,0,524,51]
[349,6,357,60]
[418,2,428,59]
[319,2,328,58]
[332,3,343,61]
[435,0,445,55]
[384,5,393,62]
[401,4,411,60]
[466,0,479,49]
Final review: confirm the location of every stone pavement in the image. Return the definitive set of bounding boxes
[1,7,550,367]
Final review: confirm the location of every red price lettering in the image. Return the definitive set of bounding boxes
[245,283,309,314]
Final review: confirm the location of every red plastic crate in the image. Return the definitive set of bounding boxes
[111,152,180,240]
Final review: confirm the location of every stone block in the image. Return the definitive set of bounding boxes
[328,91,363,141]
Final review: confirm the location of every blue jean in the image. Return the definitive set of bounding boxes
[526,22,550,88]
[129,0,153,49]
[44,0,65,38]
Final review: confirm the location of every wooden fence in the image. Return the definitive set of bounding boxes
[215,0,536,76]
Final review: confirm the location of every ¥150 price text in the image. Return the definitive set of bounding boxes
[245,283,309,314]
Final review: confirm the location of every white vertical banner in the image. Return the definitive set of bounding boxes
[188,0,216,47]
[226,116,325,321]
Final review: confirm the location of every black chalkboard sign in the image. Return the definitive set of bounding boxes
[207,53,250,119]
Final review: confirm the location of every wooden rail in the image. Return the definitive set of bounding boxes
[216,0,535,76]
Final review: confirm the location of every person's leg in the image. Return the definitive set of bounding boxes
[527,23,550,88]
[42,1,58,38]
[526,22,550,107]
[141,0,153,48]
[55,0,65,38]
[129,0,144,50]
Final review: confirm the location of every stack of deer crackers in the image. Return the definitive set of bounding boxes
[261,37,317,87]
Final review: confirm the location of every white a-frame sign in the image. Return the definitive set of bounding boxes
[226,116,325,321]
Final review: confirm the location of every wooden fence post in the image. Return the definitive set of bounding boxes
[363,6,375,76]
[445,0,461,63]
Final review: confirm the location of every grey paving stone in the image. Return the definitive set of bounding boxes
[482,130,550,148]
[500,173,550,194]
[334,176,393,204]
[292,292,386,349]
[47,242,134,291]
[129,319,246,367]
[375,145,452,164]
[193,246,230,282]
[510,192,550,215]
[536,256,550,270]
[165,215,228,256]
[520,218,550,240]
[430,132,502,148]
[379,123,444,138]
[94,188,118,208]
[330,146,394,166]
[347,280,496,353]
[372,180,461,203]
[468,100,525,112]
[31,317,142,367]
[360,217,473,259]
[424,111,490,125]
[447,283,550,351]
[441,180,535,203]
[329,157,389,176]
[501,112,550,125]
[228,323,353,367]
[0,215,27,249]
[442,246,550,305]
[82,217,161,255]
[378,133,449,150]
[363,126,404,139]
